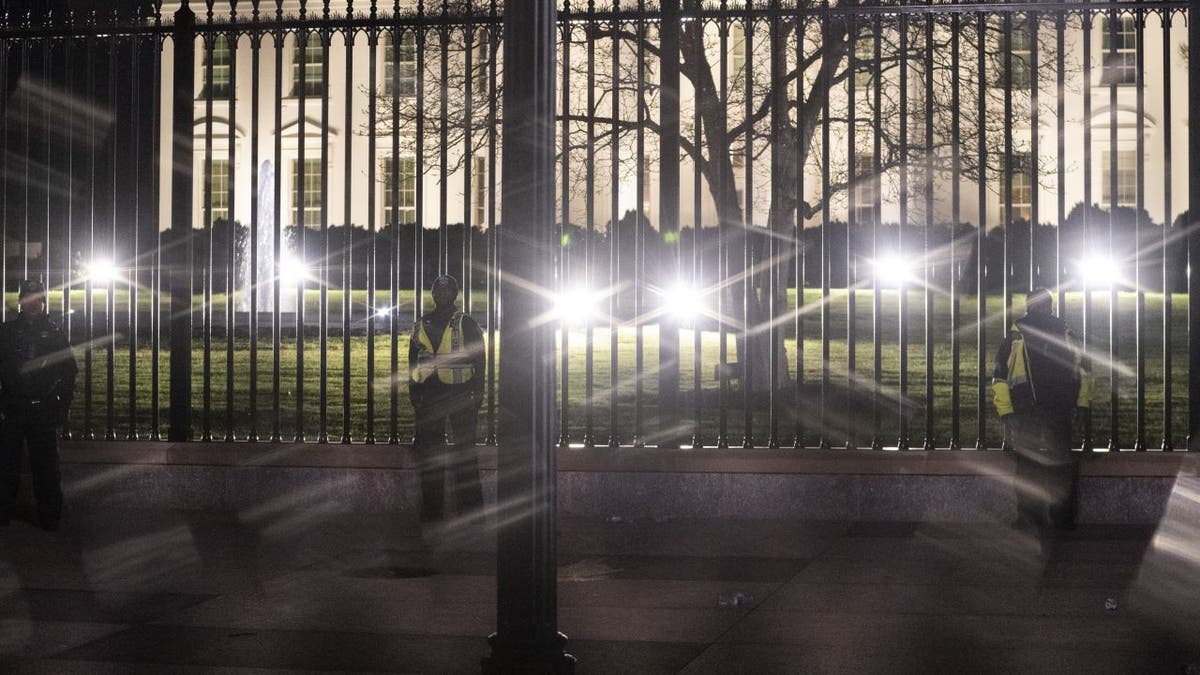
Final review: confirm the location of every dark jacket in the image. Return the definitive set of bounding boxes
[407,304,485,406]
[0,312,78,425]
[992,311,1090,418]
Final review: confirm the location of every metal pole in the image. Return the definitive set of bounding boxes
[169,2,196,442]
[483,0,575,669]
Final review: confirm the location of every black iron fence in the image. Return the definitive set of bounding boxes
[0,0,1196,450]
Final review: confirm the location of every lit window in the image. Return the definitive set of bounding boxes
[292,37,325,97]
[384,156,417,225]
[471,39,489,96]
[1101,14,1137,85]
[384,32,416,97]
[852,153,879,225]
[292,158,323,226]
[202,35,232,98]
[472,155,487,228]
[730,27,746,94]
[1004,152,1032,223]
[1101,150,1137,207]
[854,36,874,89]
[207,159,230,223]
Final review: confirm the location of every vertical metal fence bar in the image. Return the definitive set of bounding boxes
[1029,12,1039,291]
[318,12,330,444]
[897,8,909,451]
[870,12,881,451]
[1189,0,1200,452]
[485,4,498,446]
[152,6,163,441]
[22,32,28,283]
[1135,8,1146,451]
[716,6,728,449]
[608,1,620,448]
[742,12,754,449]
[1056,13,1065,315]
[225,20,238,443]
[340,13,354,444]
[794,9,807,450]
[0,33,7,330]
[126,14,140,441]
[922,6,933,450]
[366,15,378,444]
[463,19,474,317]
[844,12,856,451]
[416,5,427,373]
[660,0,682,449]
[975,11,986,450]
[585,5,597,447]
[634,2,646,448]
[389,22,400,445]
[84,19,94,437]
[84,25,94,440]
[63,32,75,439]
[249,2,261,443]
[693,75,703,447]
[1162,10,1174,450]
[203,22,215,442]
[768,2,784,449]
[1000,10,1012,447]
[439,15,448,276]
[271,4,283,443]
[1107,8,1119,451]
[819,12,831,450]
[296,16,308,444]
[106,24,117,441]
[1081,9,1094,452]
[559,19,571,447]
[949,12,961,450]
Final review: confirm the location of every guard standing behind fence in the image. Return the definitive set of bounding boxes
[992,288,1092,531]
[409,275,486,530]
[0,280,78,530]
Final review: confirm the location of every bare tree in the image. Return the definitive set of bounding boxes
[372,1,1070,396]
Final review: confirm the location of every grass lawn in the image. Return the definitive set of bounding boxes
[62,289,1191,449]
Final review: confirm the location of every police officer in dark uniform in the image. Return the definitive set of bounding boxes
[408,275,486,525]
[0,280,78,529]
[992,288,1092,531]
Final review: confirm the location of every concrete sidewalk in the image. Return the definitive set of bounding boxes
[3,503,1200,674]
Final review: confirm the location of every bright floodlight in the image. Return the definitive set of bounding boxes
[85,258,118,285]
[554,287,598,325]
[1079,256,1122,289]
[375,306,393,319]
[279,255,310,287]
[873,254,911,287]
[664,283,706,322]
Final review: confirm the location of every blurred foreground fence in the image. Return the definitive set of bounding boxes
[0,0,1197,450]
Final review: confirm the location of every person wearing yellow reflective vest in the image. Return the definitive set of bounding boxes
[408,275,486,527]
[992,288,1092,531]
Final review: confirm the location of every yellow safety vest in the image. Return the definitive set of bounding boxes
[411,311,475,385]
[992,323,1091,418]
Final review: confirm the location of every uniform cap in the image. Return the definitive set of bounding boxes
[431,275,460,293]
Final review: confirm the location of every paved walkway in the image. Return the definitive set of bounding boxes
[2,506,1199,674]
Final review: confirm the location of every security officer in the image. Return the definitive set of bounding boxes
[0,280,78,530]
[409,275,485,526]
[992,288,1092,531]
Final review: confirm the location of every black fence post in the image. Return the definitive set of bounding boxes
[483,0,575,671]
[1189,0,1200,451]
[168,1,195,442]
[658,0,681,448]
